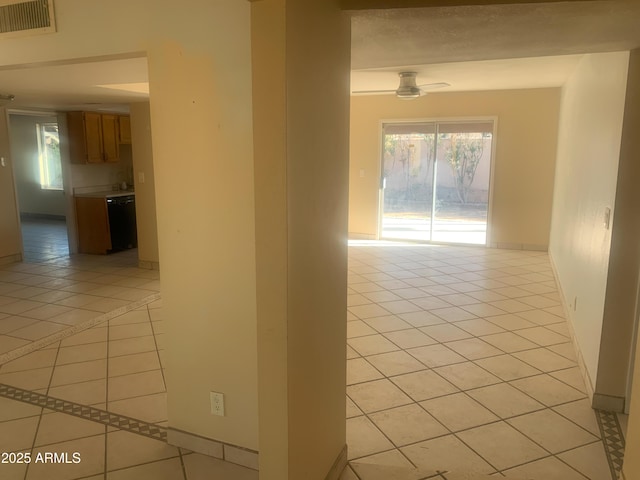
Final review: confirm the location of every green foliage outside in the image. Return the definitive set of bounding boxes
[442,132,484,204]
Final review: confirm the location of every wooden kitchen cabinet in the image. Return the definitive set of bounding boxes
[101,114,119,162]
[69,112,102,163]
[75,197,111,254]
[118,115,132,144]
[67,111,126,164]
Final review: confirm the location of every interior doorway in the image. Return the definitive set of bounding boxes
[379,120,494,245]
[8,112,70,262]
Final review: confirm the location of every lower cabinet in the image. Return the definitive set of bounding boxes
[75,197,111,254]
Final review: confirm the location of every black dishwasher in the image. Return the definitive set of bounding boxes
[106,195,137,251]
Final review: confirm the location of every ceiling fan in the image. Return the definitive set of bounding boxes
[0,93,15,105]
[353,72,450,99]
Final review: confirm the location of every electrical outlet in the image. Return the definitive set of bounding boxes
[210,392,225,416]
[138,172,145,184]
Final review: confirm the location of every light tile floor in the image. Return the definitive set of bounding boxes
[0,250,160,358]
[0,220,255,480]
[0,238,628,480]
[340,242,623,480]
[0,301,257,480]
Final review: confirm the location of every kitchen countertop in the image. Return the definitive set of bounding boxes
[75,190,136,199]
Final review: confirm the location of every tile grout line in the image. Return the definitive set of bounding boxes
[104,305,111,480]
[346,246,617,478]
[178,448,189,480]
[148,305,167,389]
[0,292,161,365]
[351,342,586,400]
[349,353,599,471]
[23,335,62,480]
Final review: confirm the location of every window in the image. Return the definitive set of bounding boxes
[37,122,62,190]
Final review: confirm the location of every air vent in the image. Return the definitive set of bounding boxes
[0,0,55,38]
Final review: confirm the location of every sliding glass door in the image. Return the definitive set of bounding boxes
[380,120,493,245]
[380,123,437,242]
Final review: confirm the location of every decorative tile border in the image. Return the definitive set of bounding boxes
[0,292,161,365]
[596,409,626,479]
[0,383,167,442]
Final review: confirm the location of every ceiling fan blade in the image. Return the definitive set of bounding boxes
[352,89,396,95]
[417,82,450,91]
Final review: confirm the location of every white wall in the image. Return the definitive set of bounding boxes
[549,51,630,391]
[9,114,66,217]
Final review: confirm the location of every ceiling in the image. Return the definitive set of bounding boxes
[0,56,149,112]
[1,1,640,109]
[350,0,640,94]
[351,55,584,95]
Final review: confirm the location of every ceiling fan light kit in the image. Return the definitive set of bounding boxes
[396,72,422,99]
[353,71,450,99]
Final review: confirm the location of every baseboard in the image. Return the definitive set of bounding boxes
[167,428,259,471]
[593,393,626,412]
[325,445,348,480]
[489,242,548,252]
[566,311,596,402]
[0,253,22,266]
[548,253,596,402]
[523,243,549,252]
[138,260,160,270]
[549,253,630,413]
[348,232,377,240]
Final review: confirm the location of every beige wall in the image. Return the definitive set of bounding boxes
[0,109,22,260]
[624,319,640,478]
[0,0,260,452]
[146,5,259,450]
[129,102,159,267]
[598,49,640,401]
[285,1,349,478]
[349,89,560,248]
[252,0,350,478]
[549,51,629,396]
[617,51,640,480]
[0,1,347,468]
[251,1,289,475]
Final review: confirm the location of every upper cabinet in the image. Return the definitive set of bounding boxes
[118,115,132,144]
[67,112,131,164]
[101,114,119,162]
